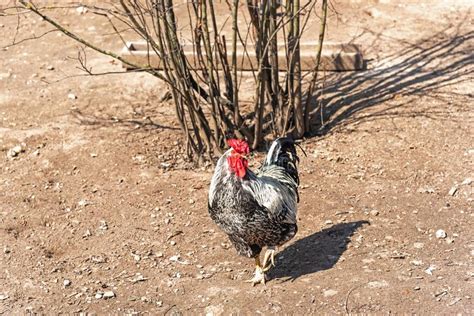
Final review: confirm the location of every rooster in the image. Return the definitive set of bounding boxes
[208,137,300,285]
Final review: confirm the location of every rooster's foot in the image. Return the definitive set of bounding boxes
[262,247,276,272]
[246,265,266,286]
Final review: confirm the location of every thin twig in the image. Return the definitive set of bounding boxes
[304,0,328,132]
[344,283,365,315]
[3,29,59,49]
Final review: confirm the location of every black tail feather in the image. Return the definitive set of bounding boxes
[263,137,300,185]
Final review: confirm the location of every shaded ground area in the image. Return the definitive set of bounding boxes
[0,0,473,314]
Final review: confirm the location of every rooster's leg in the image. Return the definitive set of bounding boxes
[245,256,266,286]
[262,247,276,271]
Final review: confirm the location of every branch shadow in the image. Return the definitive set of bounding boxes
[268,220,369,282]
[70,107,179,132]
[306,14,473,134]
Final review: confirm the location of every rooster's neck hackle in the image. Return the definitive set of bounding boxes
[209,149,237,205]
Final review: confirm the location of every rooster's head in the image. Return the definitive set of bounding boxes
[226,139,249,178]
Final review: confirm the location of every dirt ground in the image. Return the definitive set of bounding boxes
[0,0,473,314]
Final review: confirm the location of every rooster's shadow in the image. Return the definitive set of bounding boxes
[268,220,369,282]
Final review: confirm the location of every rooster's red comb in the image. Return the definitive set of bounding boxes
[227,139,249,155]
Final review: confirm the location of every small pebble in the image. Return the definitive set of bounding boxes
[68,93,77,100]
[367,280,389,288]
[418,187,435,194]
[130,274,147,283]
[445,237,454,244]
[99,220,108,230]
[7,145,23,158]
[131,253,141,262]
[63,279,71,287]
[413,242,424,249]
[103,291,115,299]
[411,260,423,266]
[76,6,88,14]
[424,265,435,275]
[0,72,12,80]
[370,210,379,216]
[462,178,472,185]
[435,229,447,239]
[323,289,338,297]
[78,199,89,207]
[169,255,180,262]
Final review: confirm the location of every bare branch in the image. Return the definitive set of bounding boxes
[10,0,329,161]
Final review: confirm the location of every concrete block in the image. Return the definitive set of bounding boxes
[120,41,363,72]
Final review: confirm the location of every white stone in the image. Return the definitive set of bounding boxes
[169,255,180,262]
[76,6,88,14]
[205,304,224,316]
[435,229,447,239]
[0,72,12,80]
[370,209,379,216]
[424,265,436,275]
[323,289,338,297]
[368,280,389,288]
[413,242,424,249]
[418,187,434,194]
[131,253,141,262]
[99,220,108,230]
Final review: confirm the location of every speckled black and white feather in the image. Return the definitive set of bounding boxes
[208,137,300,258]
